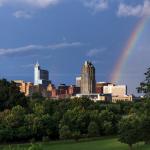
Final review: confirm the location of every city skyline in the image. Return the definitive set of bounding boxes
[0,0,150,95]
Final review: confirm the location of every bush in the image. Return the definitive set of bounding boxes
[28,144,42,150]
[72,131,81,142]
[88,121,99,137]
[42,136,49,142]
[59,125,71,140]
[30,138,36,143]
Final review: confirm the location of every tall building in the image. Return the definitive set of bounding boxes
[76,77,81,87]
[34,62,51,87]
[80,61,96,94]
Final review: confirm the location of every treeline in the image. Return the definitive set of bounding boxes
[0,73,150,150]
[0,79,133,143]
[119,100,150,149]
[0,94,127,142]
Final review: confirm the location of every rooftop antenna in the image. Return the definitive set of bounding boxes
[36,60,39,66]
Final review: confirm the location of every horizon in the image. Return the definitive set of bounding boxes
[0,0,150,95]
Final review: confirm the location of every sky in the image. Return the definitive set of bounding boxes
[0,0,150,95]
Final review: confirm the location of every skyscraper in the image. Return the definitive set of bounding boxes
[76,77,81,87]
[81,61,96,94]
[34,62,51,87]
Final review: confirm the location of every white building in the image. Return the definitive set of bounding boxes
[103,84,127,96]
[34,62,51,87]
[76,93,112,102]
[103,84,133,102]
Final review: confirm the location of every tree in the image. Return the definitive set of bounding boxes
[0,79,27,111]
[28,144,43,150]
[71,131,81,142]
[137,68,150,98]
[140,115,150,144]
[118,115,141,150]
[60,107,90,135]
[59,125,71,140]
[98,110,116,135]
[88,121,99,137]
[103,121,113,135]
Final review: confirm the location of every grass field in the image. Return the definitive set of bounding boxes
[1,138,150,150]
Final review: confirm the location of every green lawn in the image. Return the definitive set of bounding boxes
[1,138,150,150]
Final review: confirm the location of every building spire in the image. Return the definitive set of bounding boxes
[35,61,39,67]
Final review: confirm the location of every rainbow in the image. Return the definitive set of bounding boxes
[111,16,149,83]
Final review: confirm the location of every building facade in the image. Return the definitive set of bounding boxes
[96,82,111,94]
[76,93,112,102]
[80,61,96,94]
[76,77,81,87]
[103,84,127,96]
[14,80,34,96]
[103,84,133,102]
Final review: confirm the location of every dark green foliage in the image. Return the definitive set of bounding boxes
[118,115,141,149]
[28,144,42,150]
[0,79,27,111]
[1,78,150,146]
[59,125,71,140]
[140,116,150,144]
[71,131,81,142]
[0,93,130,143]
[137,68,150,98]
[88,121,99,137]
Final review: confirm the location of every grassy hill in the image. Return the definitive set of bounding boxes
[1,138,150,150]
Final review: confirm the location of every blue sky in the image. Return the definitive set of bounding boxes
[0,0,150,95]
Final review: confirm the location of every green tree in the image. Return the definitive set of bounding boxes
[60,107,90,135]
[103,121,113,135]
[137,68,150,98]
[59,125,71,140]
[98,110,116,135]
[118,115,141,150]
[140,115,150,144]
[0,79,27,111]
[88,121,99,137]
[28,144,42,150]
[71,131,81,142]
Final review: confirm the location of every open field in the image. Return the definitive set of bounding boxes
[1,138,150,150]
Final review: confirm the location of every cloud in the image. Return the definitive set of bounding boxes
[83,0,109,13]
[117,0,150,17]
[13,10,32,19]
[0,0,60,8]
[0,42,82,56]
[87,48,106,57]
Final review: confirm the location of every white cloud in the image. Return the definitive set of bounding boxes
[25,0,60,8]
[13,10,32,19]
[83,0,108,13]
[0,0,60,8]
[0,42,82,56]
[87,48,106,57]
[117,0,150,17]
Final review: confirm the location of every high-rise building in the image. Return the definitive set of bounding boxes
[34,62,51,87]
[80,61,96,94]
[76,77,81,87]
